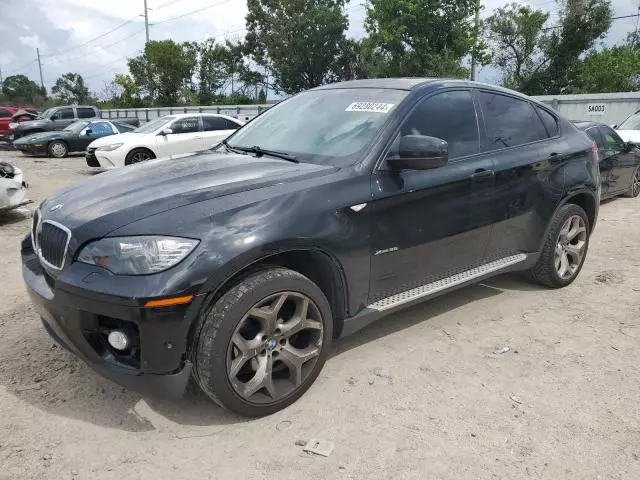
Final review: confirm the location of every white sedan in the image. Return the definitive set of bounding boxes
[616,110,640,146]
[86,114,244,168]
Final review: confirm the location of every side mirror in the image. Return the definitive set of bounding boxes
[611,124,618,129]
[85,128,93,136]
[160,127,173,136]
[387,135,449,170]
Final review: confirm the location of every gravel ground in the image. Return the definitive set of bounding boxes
[0,151,639,480]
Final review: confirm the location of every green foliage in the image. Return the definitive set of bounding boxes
[486,4,550,91]
[577,45,640,92]
[51,72,90,103]
[1,75,45,105]
[128,40,198,106]
[363,0,477,78]
[245,0,350,94]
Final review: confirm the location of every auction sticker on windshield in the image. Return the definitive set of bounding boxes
[345,102,395,113]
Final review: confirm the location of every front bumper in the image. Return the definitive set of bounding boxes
[14,143,47,155]
[85,149,100,167]
[21,239,198,399]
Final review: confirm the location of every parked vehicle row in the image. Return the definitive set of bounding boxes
[23,78,606,417]
[0,106,38,139]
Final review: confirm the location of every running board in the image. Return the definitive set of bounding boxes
[368,254,527,311]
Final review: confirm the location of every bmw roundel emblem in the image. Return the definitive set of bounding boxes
[49,203,64,212]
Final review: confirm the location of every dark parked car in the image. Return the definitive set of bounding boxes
[22,79,600,417]
[13,120,136,158]
[575,121,640,199]
[10,105,139,140]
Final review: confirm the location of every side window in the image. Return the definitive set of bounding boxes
[225,118,242,130]
[88,122,113,135]
[598,126,625,152]
[535,106,559,137]
[77,107,96,119]
[202,116,230,131]
[55,108,75,120]
[114,122,134,133]
[478,92,548,151]
[585,127,605,150]
[394,90,479,159]
[0,109,12,118]
[170,117,200,134]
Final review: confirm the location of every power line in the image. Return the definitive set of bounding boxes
[542,12,639,30]
[41,16,141,58]
[154,0,188,9]
[152,0,233,25]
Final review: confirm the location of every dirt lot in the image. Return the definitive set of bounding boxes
[0,151,639,480]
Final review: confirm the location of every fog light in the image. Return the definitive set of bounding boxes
[107,330,129,350]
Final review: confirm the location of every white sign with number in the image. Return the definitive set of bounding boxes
[586,104,606,116]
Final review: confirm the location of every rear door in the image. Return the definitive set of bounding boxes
[156,116,202,158]
[201,115,239,149]
[77,121,115,151]
[76,107,98,120]
[475,90,557,259]
[597,126,635,195]
[51,108,76,130]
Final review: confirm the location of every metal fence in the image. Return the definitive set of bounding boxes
[101,92,640,126]
[100,104,273,123]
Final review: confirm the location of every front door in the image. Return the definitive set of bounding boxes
[157,116,202,159]
[584,126,609,196]
[74,121,115,151]
[368,90,494,303]
[597,126,635,195]
[51,108,76,130]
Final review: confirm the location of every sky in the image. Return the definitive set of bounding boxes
[0,0,638,97]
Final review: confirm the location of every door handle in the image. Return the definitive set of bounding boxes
[471,169,495,180]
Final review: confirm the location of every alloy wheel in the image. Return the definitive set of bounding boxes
[633,169,640,197]
[130,152,151,163]
[50,142,67,158]
[554,215,587,279]
[227,291,324,404]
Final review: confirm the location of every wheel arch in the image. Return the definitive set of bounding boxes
[188,247,349,347]
[125,146,156,165]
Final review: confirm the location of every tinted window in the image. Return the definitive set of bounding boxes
[396,90,479,159]
[584,127,604,150]
[478,92,547,151]
[598,126,625,152]
[171,117,200,134]
[536,106,558,137]
[225,118,242,129]
[202,116,230,131]
[113,122,135,133]
[55,108,75,120]
[0,109,11,118]
[88,122,113,135]
[77,107,96,119]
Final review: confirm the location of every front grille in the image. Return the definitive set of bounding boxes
[85,149,100,167]
[32,210,39,242]
[38,222,70,269]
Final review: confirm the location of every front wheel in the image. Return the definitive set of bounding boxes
[624,166,640,198]
[193,268,333,417]
[125,148,155,165]
[48,141,68,158]
[528,204,590,288]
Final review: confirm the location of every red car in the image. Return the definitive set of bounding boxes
[0,106,38,138]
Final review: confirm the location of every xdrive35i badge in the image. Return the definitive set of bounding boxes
[49,203,64,212]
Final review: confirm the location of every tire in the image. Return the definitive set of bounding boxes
[193,267,333,417]
[528,203,590,288]
[48,141,68,158]
[125,148,155,166]
[623,166,640,198]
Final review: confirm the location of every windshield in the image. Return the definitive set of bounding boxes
[64,121,90,134]
[40,108,54,119]
[133,116,175,134]
[226,88,408,165]
[618,113,640,130]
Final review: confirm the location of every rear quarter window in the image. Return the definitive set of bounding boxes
[535,106,559,137]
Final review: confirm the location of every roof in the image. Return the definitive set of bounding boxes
[573,121,606,130]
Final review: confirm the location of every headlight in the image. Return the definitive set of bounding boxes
[77,236,199,275]
[96,143,124,152]
[9,122,17,129]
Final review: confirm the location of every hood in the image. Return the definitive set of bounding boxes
[14,130,75,144]
[40,152,336,238]
[617,129,640,144]
[88,131,137,148]
[11,110,38,122]
[14,119,52,130]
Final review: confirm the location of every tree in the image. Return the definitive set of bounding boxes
[245,0,350,94]
[486,4,550,91]
[2,75,44,104]
[577,45,640,92]
[128,40,198,106]
[362,0,477,78]
[51,72,90,103]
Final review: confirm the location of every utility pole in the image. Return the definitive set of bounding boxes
[143,0,150,44]
[36,48,45,90]
[470,0,480,81]
[0,67,3,84]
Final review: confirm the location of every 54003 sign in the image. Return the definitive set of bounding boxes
[587,104,606,115]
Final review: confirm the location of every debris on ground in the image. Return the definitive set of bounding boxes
[294,440,307,447]
[372,367,392,379]
[276,420,292,431]
[303,439,334,457]
[494,346,510,355]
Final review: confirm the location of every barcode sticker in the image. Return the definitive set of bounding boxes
[345,102,395,113]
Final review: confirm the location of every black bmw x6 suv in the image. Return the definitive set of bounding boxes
[22,79,600,416]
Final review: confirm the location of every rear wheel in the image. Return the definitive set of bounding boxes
[624,166,640,198]
[48,141,68,158]
[125,148,155,166]
[193,268,333,417]
[528,204,590,288]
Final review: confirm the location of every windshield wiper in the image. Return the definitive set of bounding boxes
[223,140,298,163]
